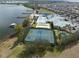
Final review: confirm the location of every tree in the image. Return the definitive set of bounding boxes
[10,24,24,49]
[14,24,23,33]
[22,19,30,28]
[18,39,50,58]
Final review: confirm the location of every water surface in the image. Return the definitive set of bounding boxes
[0,4,33,39]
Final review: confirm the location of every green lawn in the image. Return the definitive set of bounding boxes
[39,8,54,14]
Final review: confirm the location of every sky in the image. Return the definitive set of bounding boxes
[1,0,79,2]
[67,0,79,2]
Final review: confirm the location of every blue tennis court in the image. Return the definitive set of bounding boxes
[25,28,55,44]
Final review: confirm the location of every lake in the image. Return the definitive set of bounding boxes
[0,4,33,39]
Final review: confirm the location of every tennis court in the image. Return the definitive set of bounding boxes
[25,28,56,44]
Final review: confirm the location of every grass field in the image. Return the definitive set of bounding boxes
[39,8,54,14]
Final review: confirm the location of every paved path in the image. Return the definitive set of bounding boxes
[0,37,17,58]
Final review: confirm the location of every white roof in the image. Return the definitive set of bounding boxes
[36,23,51,29]
[36,14,76,28]
[36,16,48,24]
[30,14,39,19]
[30,14,39,17]
[47,14,75,27]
